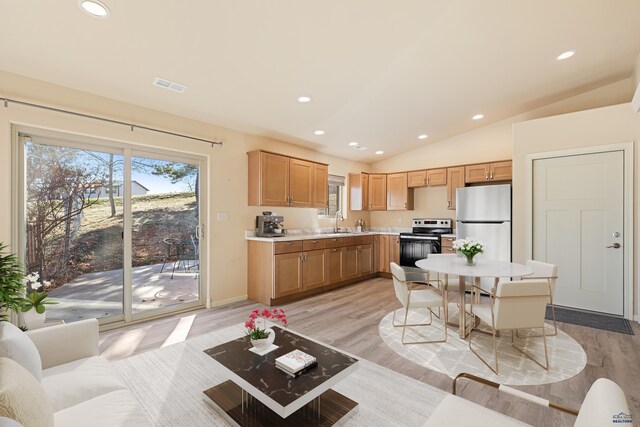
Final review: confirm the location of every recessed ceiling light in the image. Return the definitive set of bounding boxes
[297,96,312,103]
[78,0,110,18]
[418,134,428,140]
[314,130,325,136]
[375,150,384,155]
[557,50,575,61]
[472,114,484,120]
[348,142,359,147]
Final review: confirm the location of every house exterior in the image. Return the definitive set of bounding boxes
[86,181,150,199]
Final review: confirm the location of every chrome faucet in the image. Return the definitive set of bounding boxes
[334,211,344,233]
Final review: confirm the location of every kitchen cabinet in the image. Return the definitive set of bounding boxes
[390,235,400,266]
[447,167,465,210]
[376,235,390,273]
[441,234,456,254]
[407,168,448,188]
[387,172,414,211]
[248,235,375,305]
[247,150,328,208]
[349,173,387,211]
[465,161,512,183]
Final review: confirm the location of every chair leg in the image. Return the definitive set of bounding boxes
[400,307,448,345]
[467,315,500,375]
[392,302,433,328]
[511,329,550,371]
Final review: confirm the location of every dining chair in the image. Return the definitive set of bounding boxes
[467,279,550,374]
[517,260,559,337]
[390,262,447,344]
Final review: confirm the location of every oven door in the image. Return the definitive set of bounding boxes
[399,235,441,267]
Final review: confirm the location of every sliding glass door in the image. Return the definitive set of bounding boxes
[19,133,206,325]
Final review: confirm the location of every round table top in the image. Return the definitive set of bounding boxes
[415,254,533,278]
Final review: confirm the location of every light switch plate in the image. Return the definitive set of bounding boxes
[217,212,229,222]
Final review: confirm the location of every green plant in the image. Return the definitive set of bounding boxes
[20,290,57,314]
[21,272,57,314]
[0,243,26,321]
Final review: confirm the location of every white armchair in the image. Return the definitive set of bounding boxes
[425,372,632,427]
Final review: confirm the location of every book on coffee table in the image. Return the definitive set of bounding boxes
[275,350,317,376]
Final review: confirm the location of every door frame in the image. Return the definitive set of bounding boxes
[11,124,209,328]
[525,142,634,320]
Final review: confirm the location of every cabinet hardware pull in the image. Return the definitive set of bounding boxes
[312,240,318,243]
[485,172,489,180]
[423,178,426,184]
[426,177,429,184]
[403,202,407,208]
[490,171,494,180]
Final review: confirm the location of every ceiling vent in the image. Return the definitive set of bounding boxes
[153,77,188,94]
[353,145,368,151]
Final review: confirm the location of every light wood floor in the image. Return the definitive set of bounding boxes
[99,277,640,426]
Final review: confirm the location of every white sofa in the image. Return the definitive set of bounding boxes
[0,319,151,427]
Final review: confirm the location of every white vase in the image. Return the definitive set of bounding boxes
[22,310,46,330]
[250,328,275,351]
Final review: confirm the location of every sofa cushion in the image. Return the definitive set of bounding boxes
[0,321,42,381]
[424,394,529,426]
[53,390,152,427]
[41,356,127,412]
[0,357,54,427]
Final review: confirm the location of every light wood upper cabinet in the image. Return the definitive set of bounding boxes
[247,150,328,207]
[465,161,512,183]
[289,158,314,207]
[368,174,387,211]
[447,166,465,210]
[387,172,414,211]
[426,168,447,186]
[313,163,328,208]
[350,172,386,211]
[407,170,427,187]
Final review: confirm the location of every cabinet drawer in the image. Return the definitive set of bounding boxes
[303,239,327,251]
[325,237,346,248]
[354,235,374,246]
[441,235,456,247]
[274,240,303,254]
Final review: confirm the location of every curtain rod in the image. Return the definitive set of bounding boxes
[1,97,223,148]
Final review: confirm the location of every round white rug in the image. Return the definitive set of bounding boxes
[379,305,587,385]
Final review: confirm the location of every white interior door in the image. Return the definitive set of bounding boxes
[533,150,624,315]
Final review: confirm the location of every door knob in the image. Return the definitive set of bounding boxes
[607,243,621,249]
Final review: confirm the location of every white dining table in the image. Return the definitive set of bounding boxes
[415,255,533,338]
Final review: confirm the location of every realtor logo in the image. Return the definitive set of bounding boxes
[612,412,632,423]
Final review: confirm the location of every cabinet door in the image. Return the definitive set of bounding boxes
[490,161,512,181]
[465,163,490,183]
[348,173,368,211]
[447,167,465,210]
[274,252,302,297]
[426,168,447,186]
[358,244,374,276]
[407,170,427,188]
[368,174,387,211]
[377,235,390,272]
[289,158,314,207]
[260,152,290,206]
[441,235,456,254]
[326,248,344,285]
[387,173,413,211]
[343,246,359,280]
[302,250,326,290]
[389,235,400,266]
[313,163,328,208]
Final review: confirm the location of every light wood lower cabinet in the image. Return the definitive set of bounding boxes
[390,235,400,266]
[248,236,376,305]
[377,235,390,273]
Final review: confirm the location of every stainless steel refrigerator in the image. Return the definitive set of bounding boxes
[456,184,511,290]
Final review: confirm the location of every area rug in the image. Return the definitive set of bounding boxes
[379,305,587,385]
[113,324,455,426]
[548,306,634,335]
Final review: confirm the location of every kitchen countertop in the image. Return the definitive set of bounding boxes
[246,228,404,242]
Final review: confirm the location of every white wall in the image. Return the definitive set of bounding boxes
[513,103,640,316]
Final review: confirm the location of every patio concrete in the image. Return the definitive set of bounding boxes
[46,262,199,323]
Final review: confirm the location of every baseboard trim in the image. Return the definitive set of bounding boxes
[210,295,248,308]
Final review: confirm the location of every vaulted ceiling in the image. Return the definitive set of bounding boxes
[2,1,639,161]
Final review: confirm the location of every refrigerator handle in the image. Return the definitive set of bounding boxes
[457,220,508,224]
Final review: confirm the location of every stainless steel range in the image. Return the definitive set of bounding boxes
[399,218,453,267]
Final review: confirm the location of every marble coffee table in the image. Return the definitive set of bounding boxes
[203,326,359,426]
